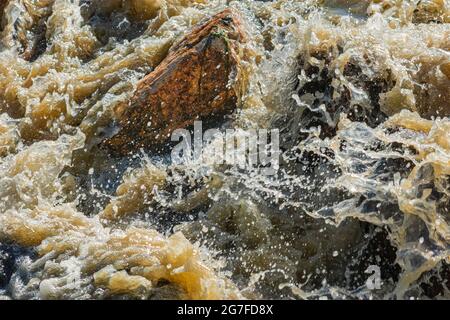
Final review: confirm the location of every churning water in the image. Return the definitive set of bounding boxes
[0,0,448,300]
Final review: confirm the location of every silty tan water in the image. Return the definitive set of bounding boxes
[0,0,448,300]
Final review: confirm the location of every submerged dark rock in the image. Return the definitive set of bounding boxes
[80,0,149,44]
[0,243,35,295]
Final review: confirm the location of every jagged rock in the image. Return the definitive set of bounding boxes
[102,9,246,154]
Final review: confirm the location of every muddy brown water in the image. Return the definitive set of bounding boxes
[0,0,449,300]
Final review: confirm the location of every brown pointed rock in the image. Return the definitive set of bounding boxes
[102,9,246,155]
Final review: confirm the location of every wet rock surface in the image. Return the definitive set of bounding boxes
[103,9,246,155]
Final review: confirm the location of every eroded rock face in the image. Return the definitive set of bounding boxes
[103,9,246,154]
